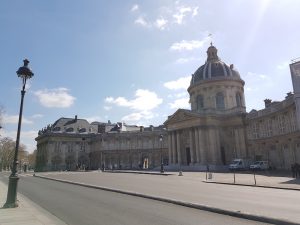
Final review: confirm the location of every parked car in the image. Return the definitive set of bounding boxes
[250,161,269,170]
[229,158,252,170]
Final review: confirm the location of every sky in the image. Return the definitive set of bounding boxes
[0,0,300,153]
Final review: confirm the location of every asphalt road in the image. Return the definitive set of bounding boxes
[0,173,269,225]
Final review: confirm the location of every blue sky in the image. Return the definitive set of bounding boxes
[1,0,300,153]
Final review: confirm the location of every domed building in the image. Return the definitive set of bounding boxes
[164,44,248,169]
[164,43,300,170]
[35,43,300,172]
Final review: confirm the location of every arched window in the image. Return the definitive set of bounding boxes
[216,92,225,109]
[196,95,204,110]
[236,93,242,107]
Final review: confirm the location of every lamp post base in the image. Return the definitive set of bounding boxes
[3,175,19,208]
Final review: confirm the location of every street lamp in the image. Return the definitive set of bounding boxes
[159,134,164,173]
[4,59,34,208]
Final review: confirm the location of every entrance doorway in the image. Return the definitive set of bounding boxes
[186,147,191,165]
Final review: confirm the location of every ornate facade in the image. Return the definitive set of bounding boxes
[164,44,300,170]
[35,44,300,171]
[35,119,167,171]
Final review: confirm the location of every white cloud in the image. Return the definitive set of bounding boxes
[164,76,191,90]
[83,116,102,123]
[131,4,139,12]
[247,72,269,81]
[155,17,168,30]
[173,6,192,24]
[105,89,162,111]
[169,97,190,109]
[192,7,199,17]
[21,130,38,139]
[277,61,289,70]
[104,106,112,111]
[34,88,76,108]
[3,114,33,124]
[31,114,44,119]
[175,57,201,64]
[134,16,148,27]
[105,89,162,123]
[170,38,210,51]
[122,111,154,122]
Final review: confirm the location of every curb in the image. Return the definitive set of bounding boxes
[203,180,300,191]
[33,174,298,225]
[102,170,172,176]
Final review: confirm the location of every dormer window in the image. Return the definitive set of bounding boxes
[66,127,74,132]
[79,128,86,133]
[53,127,61,132]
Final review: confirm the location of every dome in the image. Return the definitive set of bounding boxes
[191,44,240,85]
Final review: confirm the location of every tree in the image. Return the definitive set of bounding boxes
[0,137,15,170]
[28,150,37,170]
[0,137,27,171]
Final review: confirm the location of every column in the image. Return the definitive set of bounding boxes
[238,128,247,158]
[172,132,177,164]
[208,128,220,165]
[176,131,181,165]
[194,128,200,163]
[168,133,172,165]
[189,129,194,164]
[199,129,207,164]
[214,129,221,164]
[234,129,241,157]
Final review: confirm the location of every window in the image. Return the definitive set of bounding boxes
[196,95,204,110]
[236,93,242,107]
[216,92,225,109]
[266,119,273,137]
[278,115,285,134]
[66,127,74,132]
[252,123,259,139]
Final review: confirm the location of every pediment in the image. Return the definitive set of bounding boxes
[164,109,200,125]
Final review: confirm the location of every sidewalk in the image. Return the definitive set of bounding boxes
[0,178,66,225]
[203,171,300,190]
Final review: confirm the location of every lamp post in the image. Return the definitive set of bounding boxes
[159,134,164,173]
[4,59,34,208]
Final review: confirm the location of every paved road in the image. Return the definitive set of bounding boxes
[0,173,269,225]
[36,171,300,223]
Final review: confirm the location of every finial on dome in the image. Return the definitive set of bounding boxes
[206,43,219,62]
[210,41,213,46]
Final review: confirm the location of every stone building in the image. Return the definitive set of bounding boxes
[245,61,300,170]
[164,44,300,170]
[164,44,247,170]
[35,44,300,171]
[35,117,167,171]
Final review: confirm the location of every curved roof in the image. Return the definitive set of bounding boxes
[190,44,241,85]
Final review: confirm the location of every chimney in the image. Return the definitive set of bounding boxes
[264,99,272,108]
[286,92,293,99]
[140,126,144,132]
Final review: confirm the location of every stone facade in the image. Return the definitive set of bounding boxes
[164,44,300,170]
[35,45,300,171]
[35,119,167,171]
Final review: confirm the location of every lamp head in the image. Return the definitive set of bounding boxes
[16,59,34,80]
